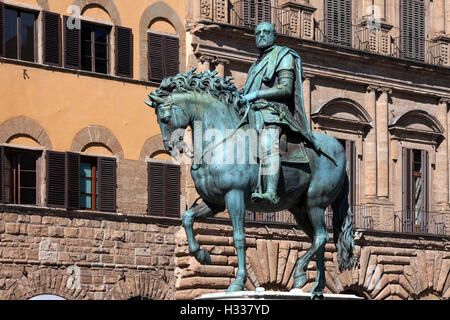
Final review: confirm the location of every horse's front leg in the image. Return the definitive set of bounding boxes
[182,201,224,264]
[224,189,247,292]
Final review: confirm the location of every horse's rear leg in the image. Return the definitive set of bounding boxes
[225,189,247,292]
[182,201,224,264]
[293,207,329,299]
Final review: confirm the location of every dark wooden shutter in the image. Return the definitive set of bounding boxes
[164,35,179,78]
[325,0,352,47]
[43,12,61,66]
[46,151,66,208]
[115,26,133,78]
[64,15,81,69]
[66,152,80,210]
[242,0,271,28]
[0,2,4,57]
[148,162,180,217]
[98,157,116,212]
[165,163,180,217]
[148,162,165,216]
[0,147,4,203]
[148,32,164,81]
[401,0,425,61]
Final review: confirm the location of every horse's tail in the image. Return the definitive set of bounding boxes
[330,173,355,272]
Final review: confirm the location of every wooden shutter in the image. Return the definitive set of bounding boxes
[165,163,180,217]
[401,0,425,61]
[115,26,133,78]
[148,32,164,82]
[242,0,270,28]
[98,157,116,212]
[64,15,81,69]
[0,2,4,57]
[164,35,179,78]
[0,147,4,203]
[148,162,165,216]
[46,151,66,208]
[148,162,180,217]
[43,12,61,66]
[66,152,80,210]
[325,0,352,47]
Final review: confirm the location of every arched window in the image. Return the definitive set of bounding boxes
[29,294,66,300]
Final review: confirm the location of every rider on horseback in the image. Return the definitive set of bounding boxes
[239,21,323,205]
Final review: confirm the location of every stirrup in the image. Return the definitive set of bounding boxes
[251,192,279,205]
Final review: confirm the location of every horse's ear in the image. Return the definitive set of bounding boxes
[144,100,155,108]
[147,93,166,106]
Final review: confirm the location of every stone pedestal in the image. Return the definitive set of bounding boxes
[196,288,363,300]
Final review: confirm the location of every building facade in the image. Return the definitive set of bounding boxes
[0,0,449,300]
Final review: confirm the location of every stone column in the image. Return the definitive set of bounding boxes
[364,85,378,199]
[376,87,391,198]
[374,0,386,21]
[302,74,314,126]
[214,58,230,78]
[436,98,449,206]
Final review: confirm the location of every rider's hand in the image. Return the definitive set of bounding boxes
[238,92,258,107]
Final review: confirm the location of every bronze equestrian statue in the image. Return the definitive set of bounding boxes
[146,22,355,299]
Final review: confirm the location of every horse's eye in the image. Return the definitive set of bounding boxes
[160,114,171,123]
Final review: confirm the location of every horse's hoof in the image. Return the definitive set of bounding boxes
[194,249,211,265]
[227,281,244,292]
[310,292,325,300]
[293,272,307,289]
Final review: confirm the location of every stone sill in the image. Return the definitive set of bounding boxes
[0,57,161,88]
[0,204,181,226]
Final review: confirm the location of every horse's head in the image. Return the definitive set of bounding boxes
[146,92,190,155]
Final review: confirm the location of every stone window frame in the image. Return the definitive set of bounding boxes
[311,97,372,206]
[139,1,186,81]
[388,109,445,214]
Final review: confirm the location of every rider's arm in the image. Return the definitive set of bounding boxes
[243,53,295,102]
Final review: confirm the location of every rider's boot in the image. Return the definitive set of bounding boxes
[252,153,280,205]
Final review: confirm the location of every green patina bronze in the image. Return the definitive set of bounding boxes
[145,22,355,299]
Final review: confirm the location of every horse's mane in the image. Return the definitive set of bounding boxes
[152,68,241,105]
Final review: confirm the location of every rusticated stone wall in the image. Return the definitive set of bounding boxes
[174,219,450,300]
[0,207,180,300]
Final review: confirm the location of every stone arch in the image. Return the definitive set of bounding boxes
[71,125,124,159]
[72,0,122,25]
[2,267,88,300]
[312,97,373,134]
[104,273,174,300]
[140,134,169,161]
[139,1,186,81]
[0,116,53,149]
[389,109,445,143]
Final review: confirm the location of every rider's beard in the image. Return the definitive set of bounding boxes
[256,37,274,51]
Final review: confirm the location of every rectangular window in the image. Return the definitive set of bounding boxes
[401,0,425,62]
[148,162,180,217]
[81,22,110,74]
[46,151,116,212]
[402,148,429,233]
[148,32,179,82]
[324,0,352,47]
[3,6,37,62]
[0,147,41,205]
